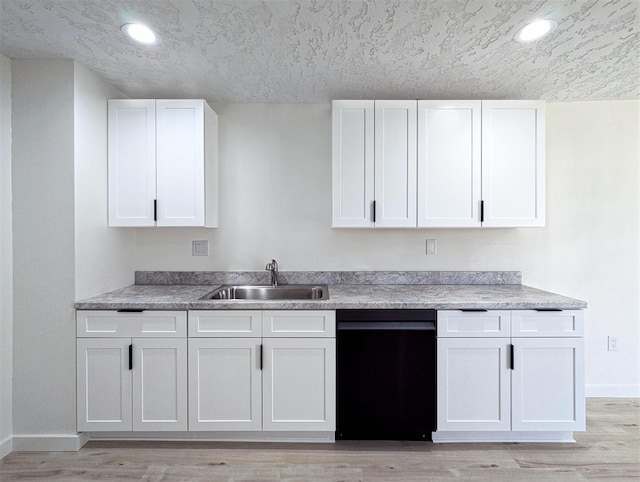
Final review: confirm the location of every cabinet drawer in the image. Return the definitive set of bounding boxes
[437,310,511,337]
[77,310,186,337]
[263,311,336,337]
[188,310,262,337]
[511,310,584,337]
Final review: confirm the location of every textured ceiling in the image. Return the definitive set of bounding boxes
[1,0,639,103]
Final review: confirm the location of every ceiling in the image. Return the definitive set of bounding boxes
[1,0,638,103]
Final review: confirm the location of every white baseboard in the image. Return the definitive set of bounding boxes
[89,431,335,443]
[586,384,640,398]
[11,433,89,452]
[432,431,575,443]
[0,434,12,460]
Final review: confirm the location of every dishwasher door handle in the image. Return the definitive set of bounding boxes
[338,321,436,331]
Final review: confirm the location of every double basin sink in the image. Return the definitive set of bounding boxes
[200,284,329,301]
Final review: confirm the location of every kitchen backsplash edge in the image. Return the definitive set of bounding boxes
[135,271,522,286]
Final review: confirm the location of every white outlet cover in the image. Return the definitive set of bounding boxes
[426,239,437,255]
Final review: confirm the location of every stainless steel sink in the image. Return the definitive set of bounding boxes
[199,284,329,301]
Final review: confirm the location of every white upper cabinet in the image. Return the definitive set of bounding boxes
[332,100,417,227]
[332,100,375,227]
[481,100,545,227]
[374,100,417,227]
[417,100,481,227]
[333,99,545,228]
[108,99,218,227]
[108,100,157,227]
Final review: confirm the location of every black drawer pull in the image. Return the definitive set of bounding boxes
[461,309,488,312]
[117,309,145,313]
[534,309,562,312]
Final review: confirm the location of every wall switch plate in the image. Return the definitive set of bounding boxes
[607,336,619,351]
[426,239,437,255]
[192,240,209,256]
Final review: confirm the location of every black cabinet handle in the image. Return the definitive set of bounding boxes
[461,309,488,312]
[480,200,485,222]
[509,344,514,370]
[128,344,133,370]
[372,200,376,223]
[153,199,157,221]
[259,344,263,370]
[117,309,145,313]
[535,308,563,312]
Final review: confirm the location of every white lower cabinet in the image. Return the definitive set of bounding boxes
[437,337,511,431]
[436,310,585,440]
[262,337,336,431]
[188,338,262,431]
[188,310,336,433]
[77,337,132,431]
[76,311,188,432]
[511,337,584,431]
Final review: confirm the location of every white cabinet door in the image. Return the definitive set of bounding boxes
[481,100,545,227]
[132,338,188,431]
[156,100,205,227]
[437,338,511,431]
[417,100,481,227]
[108,100,156,227]
[374,100,417,227]
[262,338,336,431]
[331,100,375,227]
[77,338,132,431]
[188,338,262,431]
[511,338,585,431]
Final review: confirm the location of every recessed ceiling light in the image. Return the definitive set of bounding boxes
[121,23,160,45]
[514,19,557,43]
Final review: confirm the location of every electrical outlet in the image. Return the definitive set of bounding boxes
[426,239,437,255]
[608,336,619,351]
[192,240,209,256]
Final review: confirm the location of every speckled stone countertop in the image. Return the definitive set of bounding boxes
[75,271,587,311]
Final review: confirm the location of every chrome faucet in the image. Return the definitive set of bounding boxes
[265,259,279,287]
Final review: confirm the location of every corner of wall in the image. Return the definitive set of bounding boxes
[0,53,14,458]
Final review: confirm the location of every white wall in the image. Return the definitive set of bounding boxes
[12,59,77,443]
[10,59,136,450]
[0,53,13,458]
[74,63,135,300]
[135,101,640,396]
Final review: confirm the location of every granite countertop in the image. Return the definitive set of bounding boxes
[74,271,587,311]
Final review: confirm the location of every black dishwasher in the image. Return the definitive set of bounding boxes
[336,309,437,441]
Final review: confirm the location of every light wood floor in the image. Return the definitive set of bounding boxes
[1,398,638,481]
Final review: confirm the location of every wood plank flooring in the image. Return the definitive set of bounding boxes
[1,398,638,481]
